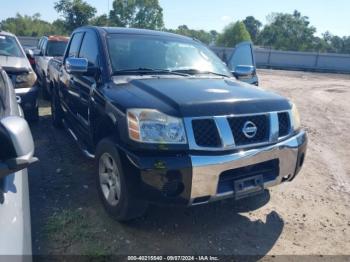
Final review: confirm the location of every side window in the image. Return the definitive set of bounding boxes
[228,43,254,70]
[78,31,99,67]
[37,38,43,49]
[67,32,84,58]
[42,39,48,55]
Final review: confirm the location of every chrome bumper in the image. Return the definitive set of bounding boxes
[189,130,307,205]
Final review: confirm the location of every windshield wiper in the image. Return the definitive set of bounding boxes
[172,69,229,78]
[112,68,190,77]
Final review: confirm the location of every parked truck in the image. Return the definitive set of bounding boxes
[49,26,307,221]
[33,35,69,98]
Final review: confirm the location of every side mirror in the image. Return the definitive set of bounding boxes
[232,65,255,78]
[25,48,36,68]
[0,116,38,179]
[65,57,88,74]
[33,49,42,56]
[65,57,99,77]
[24,48,34,59]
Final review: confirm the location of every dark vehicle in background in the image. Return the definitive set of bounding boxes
[34,35,69,98]
[50,27,307,221]
[0,31,39,122]
[0,67,37,255]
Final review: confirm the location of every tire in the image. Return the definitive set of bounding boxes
[51,91,63,128]
[41,75,50,100]
[95,137,148,221]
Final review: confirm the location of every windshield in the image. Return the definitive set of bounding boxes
[107,34,231,76]
[0,35,24,57]
[46,41,68,57]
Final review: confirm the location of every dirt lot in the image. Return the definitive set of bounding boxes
[28,69,350,257]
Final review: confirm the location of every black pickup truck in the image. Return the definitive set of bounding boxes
[49,26,307,221]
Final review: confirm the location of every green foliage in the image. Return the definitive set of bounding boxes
[166,25,217,45]
[243,16,262,43]
[0,13,56,37]
[90,15,109,26]
[258,10,316,51]
[51,19,70,35]
[109,0,164,30]
[216,21,251,47]
[54,0,97,33]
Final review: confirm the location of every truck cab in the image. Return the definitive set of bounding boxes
[52,26,307,221]
[34,35,69,98]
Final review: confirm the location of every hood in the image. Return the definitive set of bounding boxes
[107,76,291,117]
[0,56,31,72]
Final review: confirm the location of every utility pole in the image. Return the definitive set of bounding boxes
[107,0,110,26]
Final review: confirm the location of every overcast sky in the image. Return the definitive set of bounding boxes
[0,0,349,37]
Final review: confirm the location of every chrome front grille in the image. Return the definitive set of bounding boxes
[227,114,270,146]
[185,111,293,151]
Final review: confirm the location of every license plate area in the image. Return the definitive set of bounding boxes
[234,175,264,200]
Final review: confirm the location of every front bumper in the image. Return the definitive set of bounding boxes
[15,85,39,111]
[123,130,307,206]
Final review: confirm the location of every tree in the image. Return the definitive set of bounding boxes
[243,16,262,43]
[216,21,251,47]
[109,0,135,27]
[51,19,69,35]
[0,13,55,36]
[54,0,97,32]
[109,0,164,30]
[258,10,316,51]
[132,0,164,29]
[209,30,219,45]
[342,37,350,54]
[166,25,214,45]
[90,15,109,26]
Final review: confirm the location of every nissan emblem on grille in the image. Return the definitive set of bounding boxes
[242,121,258,138]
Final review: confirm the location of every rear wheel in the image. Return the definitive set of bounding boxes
[51,91,63,128]
[96,138,148,221]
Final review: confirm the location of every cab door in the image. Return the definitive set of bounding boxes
[74,30,100,141]
[59,32,84,124]
[227,42,259,86]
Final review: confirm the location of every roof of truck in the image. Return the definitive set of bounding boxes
[47,35,69,42]
[78,26,194,41]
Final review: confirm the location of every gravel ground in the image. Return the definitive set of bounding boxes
[28,69,350,257]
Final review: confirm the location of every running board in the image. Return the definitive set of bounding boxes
[62,120,95,159]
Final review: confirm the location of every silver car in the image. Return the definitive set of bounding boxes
[0,68,37,257]
[0,31,39,122]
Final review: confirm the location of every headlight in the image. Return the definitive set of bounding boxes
[15,70,37,88]
[127,109,187,144]
[291,102,301,130]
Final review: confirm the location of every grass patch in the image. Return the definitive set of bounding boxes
[43,209,107,255]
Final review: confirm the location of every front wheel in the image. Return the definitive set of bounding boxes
[96,138,148,221]
[51,91,63,128]
[41,74,50,100]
